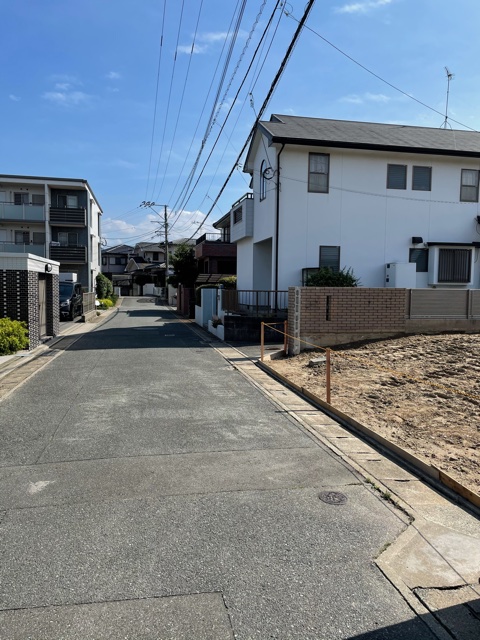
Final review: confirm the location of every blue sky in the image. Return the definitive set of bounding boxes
[3,0,480,247]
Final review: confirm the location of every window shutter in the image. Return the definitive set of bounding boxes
[438,248,471,283]
[387,165,407,189]
[319,246,340,272]
[412,166,431,191]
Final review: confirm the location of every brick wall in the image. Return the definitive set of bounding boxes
[0,269,59,350]
[288,287,407,353]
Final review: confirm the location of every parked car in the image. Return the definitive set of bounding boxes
[59,282,83,320]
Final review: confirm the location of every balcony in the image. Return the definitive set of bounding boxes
[0,203,45,222]
[49,244,87,263]
[49,207,86,226]
[0,242,46,258]
[195,233,235,260]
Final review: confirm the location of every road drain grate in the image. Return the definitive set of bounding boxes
[318,491,348,505]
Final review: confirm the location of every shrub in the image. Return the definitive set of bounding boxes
[0,318,29,355]
[97,298,114,309]
[96,273,112,299]
[305,267,360,287]
[218,275,237,289]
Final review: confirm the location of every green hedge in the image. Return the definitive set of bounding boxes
[0,318,29,355]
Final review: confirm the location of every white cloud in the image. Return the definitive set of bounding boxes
[340,92,391,104]
[177,43,207,55]
[9,94,20,101]
[106,71,121,80]
[43,90,92,106]
[112,159,137,169]
[55,82,71,90]
[336,0,393,14]
[199,31,230,43]
[178,30,248,55]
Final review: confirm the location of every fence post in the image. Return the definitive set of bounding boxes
[260,322,265,362]
[283,320,288,354]
[326,348,331,404]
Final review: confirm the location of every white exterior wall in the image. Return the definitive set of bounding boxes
[236,238,254,290]
[241,137,480,290]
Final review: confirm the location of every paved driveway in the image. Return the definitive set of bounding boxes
[0,298,437,639]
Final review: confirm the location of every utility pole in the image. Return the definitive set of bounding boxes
[140,201,169,295]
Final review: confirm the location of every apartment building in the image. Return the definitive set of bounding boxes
[0,174,102,291]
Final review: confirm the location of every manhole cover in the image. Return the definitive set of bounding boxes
[318,491,347,505]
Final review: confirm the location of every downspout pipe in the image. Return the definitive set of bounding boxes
[274,143,285,310]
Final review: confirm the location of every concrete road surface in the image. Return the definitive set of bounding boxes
[0,298,439,639]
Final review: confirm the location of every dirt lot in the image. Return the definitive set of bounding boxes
[268,333,480,496]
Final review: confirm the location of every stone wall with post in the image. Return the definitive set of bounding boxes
[288,286,480,354]
[288,287,407,354]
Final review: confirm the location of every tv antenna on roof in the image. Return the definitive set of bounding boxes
[441,66,454,129]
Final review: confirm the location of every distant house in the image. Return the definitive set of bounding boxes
[101,244,134,295]
[194,212,237,284]
[0,173,102,291]
[232,114,480,291]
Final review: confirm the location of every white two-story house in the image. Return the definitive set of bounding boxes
[0,174,102,291]
[232,114,480,291]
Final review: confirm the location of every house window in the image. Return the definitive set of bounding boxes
[14,193,29,205]
[260,160,267,201]
[412,166,432,191]
[233,206,242,224]
[32,232,46,244]
[102,256,108,266]
[438,248,471,283]
[409,248,429,272]
[319,245,340,272]
[58,231,78,246]
[387,164,407,189]
[152,252,159,261]
[15,230,29,244]
[57,194,79,208]
[308,153,329,193]
[32,194,45,205]
[460,169,479,202]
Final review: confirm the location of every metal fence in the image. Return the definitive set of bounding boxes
[82,292,96,314]
[408,288,480,319]
[222,289,288,317]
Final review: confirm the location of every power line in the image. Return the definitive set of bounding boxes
[153,0,205,200]
[285,11,478,133]
[183,0,317,242]
[145,0,167,199]
[150,0,186,198]
[171,0,284,225]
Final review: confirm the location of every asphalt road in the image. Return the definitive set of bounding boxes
[0,298,438,639]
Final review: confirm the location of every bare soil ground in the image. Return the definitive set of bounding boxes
[268,333,480,495]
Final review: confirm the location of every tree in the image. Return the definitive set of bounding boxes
[168,244,198,288]
[96,272,112,298]
[306,267,360,287]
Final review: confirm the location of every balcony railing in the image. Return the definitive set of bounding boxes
[50,244,87,263]
[0,242,46,258]
[49,207,86,226]
[222,289,288,317]
[0,203,45,222]
[196,232,231,245]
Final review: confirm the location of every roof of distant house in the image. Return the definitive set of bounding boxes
[253,114,480,158]
[103,244,134,254]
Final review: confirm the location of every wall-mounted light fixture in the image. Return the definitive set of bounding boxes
[45,263,53,273]
[411,236,423,244]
